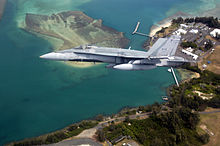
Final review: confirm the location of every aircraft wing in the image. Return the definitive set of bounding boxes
[147,35,181,57]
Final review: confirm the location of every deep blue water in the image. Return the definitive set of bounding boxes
[0,0,219,145]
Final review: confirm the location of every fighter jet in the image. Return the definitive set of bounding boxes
[40,35,189,70]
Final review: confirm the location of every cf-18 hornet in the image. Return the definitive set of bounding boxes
[40,35,189,70]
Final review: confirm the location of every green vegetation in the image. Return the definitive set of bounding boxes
[172,17,220,28]
[102,107,204,146]
[181,41,197,48]
[97,129,105,142]
[9,120,98,146]
[204,40,213,51]
[156,27,168,34]
[100,65,220,146]
[180,37,213,51]
[169,66,220,110]
[9,65,220,146]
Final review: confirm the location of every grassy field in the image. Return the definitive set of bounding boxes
[198,108,220,146]
[199,45,220,74]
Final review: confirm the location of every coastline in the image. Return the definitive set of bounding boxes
[149,6,220,38]
[0,0,6,20]
[29,31,98,68]
[149,11,191,37]
[149,21,172,37]
[2,0,220,145]
[7,14,219,146]
[23,11,129,68]
[177,68,200,82]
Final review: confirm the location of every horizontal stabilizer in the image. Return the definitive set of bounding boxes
[147,35,181,57]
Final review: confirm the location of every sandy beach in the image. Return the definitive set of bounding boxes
[0,0,6,20]
[149,11,192,37]
[149,21,172,37]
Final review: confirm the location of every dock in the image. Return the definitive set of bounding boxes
[135,32,150,37]
[170,67,179,87]
[132,22,140,34]
[132,22,150,37]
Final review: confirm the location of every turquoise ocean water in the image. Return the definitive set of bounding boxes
[0,0,219,144]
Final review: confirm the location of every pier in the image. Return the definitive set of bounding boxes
[170,67,179,87]
[132,22,140,34]
[132,22,150,37]
[135,32,150,37]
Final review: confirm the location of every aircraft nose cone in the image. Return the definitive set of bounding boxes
[40,52,69,61]
[40,52,57,60]
[39,54,46,59]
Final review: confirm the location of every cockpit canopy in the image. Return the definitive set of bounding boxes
[76,45,98,50]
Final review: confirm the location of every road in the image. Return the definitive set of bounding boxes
[199,110,220,114]
[47,109,220,146]
[96,112,151,129]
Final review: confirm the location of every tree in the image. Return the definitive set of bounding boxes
[150,138,163,146]
[124,116,130,123]
[185,18,195,23]
[204,40,213,50]
[208,97,220,108]
[181,41,197,48]
[199,133,210,144]
[96,129,105,142]
[172,16,220,28]
[95,114,104,122]
[178,108,199,130]
[172,17,184,24]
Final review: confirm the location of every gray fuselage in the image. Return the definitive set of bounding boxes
[40,45,187,70]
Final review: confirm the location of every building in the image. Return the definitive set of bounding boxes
[180,24,188,29]
[189,29,199,34]
[210,29,220,37]
[173,29,187,36]
[186,47,194,53]
[181,49,198,60]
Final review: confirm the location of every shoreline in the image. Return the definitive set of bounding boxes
[3,1,220,145]
[149,11,191,37]
[33,31,98,68]
[149,7,220,38]
[149,21,172,37]
[0,0,7,20]
[23,11,129,69]
[7,15,214,146]
[177,68,200,82]
[7,66,202,145]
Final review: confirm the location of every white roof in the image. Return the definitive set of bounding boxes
[210,29,220,37]
[186,47,194,52]
[182,49,198,60]
[189,29,198,34]
[174,29,187,35]
[180,24,188,28]
[177,29,187,34]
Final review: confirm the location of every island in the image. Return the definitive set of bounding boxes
[7,16,220,146]
[24,11,129,67]
[0,0,6,20]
